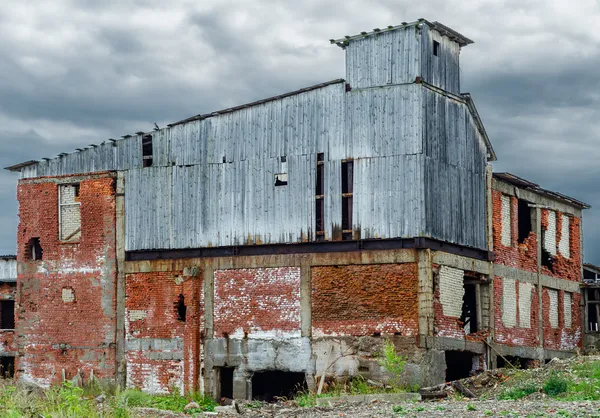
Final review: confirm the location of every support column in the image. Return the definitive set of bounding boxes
[536,207,544,359]
[115,172,127,388]
[417,249,433,348]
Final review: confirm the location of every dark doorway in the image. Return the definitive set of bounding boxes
[445,351,474,382]
[251,371,307,402]
[218,367,234,400]
[0,356,14,378]
[0,300,14,329]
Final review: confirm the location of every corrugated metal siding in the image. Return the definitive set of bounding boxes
[354,155,424,240]
[420,26,461,95]
[346,26,421,89]
[342,84,423,160]
[0,259,17,281]
[423,89,488,249]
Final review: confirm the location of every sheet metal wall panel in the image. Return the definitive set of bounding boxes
[0,259,16,281]
[346,26,421,89]
[420,26,461,95]
[353,155,424,240]
[343,84,423,160]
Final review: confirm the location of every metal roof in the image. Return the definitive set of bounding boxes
[168,79,346,128]
[493,172,591,209]
[461,93,496,162]
[4,160,38,172]
[331,19,474,49]
[0,255,15,260]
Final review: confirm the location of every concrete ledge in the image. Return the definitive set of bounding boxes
[315,392,420,406]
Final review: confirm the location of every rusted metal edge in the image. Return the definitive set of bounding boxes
[168,79,346,128]
[125,237,493,262]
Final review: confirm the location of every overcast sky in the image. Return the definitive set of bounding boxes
[0,0,598,262]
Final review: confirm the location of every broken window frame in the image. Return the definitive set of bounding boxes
[58,184,82,242]
[274,156,288,186]
[25,237,43,261]
[341,159,353,241]
[517,199,533,244]
[585,287,600,332]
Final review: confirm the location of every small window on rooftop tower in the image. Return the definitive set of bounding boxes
[142,134,153,167]
[433,40,440,56]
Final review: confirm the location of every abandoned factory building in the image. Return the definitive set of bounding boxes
[5,19,590,399]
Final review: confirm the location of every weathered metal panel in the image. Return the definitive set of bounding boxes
[354,155,424,240]
[423,89,488,249]
[346,25,421,89]
[343,84,423,160]
[420,26,461,95]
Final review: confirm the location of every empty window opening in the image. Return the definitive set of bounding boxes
[445,351,475,382]
[217,367,234,401]
[517,199,532,244]
[461,283,478,334]
[251,371,307,402]
[274,173,288,186]
[587,288,600,332]
[0,300,15,329]
[341,160,353,240]
[541,244,554,272]
[275,156,288,186]
[0,356,14,379]
[59,184,81,242]
[175,294,187,322]
[25,238,43,261]
[315,153,325,241]
[142,134,153,167]
[433,40,440,56]
[497,356,533,370]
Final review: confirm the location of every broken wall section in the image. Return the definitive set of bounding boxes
[540,210,582,282]
[542,288,581,351]
[492,191,537,272]
[493,277,539,348]
[125,271,203,394]
[16,174,117,387]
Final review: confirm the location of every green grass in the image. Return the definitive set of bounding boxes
[0,381,216,417]
[498,383,538,400]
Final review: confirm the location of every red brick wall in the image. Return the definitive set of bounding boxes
[214,267,301,339]
[542,289,581,351]
[311,264,418,337]
[125,271,203,393]
[16,175,117,386]
[493,277,540,348]
[492,191,537,272]
[540,210,582,282]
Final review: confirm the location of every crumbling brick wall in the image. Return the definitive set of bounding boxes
[541,209,582,282]
[492,191,537,272]
[125,271,203,394]
[542,288,581,351]
[214,267,301,339]
[493,277,539,347]
[311,264,418,337]
[16,174,117,387]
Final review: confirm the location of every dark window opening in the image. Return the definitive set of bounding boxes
[315,153,325,240]
[433,40,440,56]
[517,199,532,244]
[274,173,288,186]
[1,300,15,329]
[218,367,234,401]
[0,356,14,379]
[175,294,187,322]
[25,238,43,261]
[584,270,598,283]
[497,356,533,370]
[461,283,478,334]
[445,351,474,382]
[73,184,80,199]
[280,156,287,163]
[341,160,353,240]
[541,246,554,272]
[587,289,600,332]
[251,371,307,402]
[142,134,153,167]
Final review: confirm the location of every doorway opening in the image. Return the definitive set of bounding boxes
[217,367,234,400]
[251,371,307,402]
[445,351,475,382]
